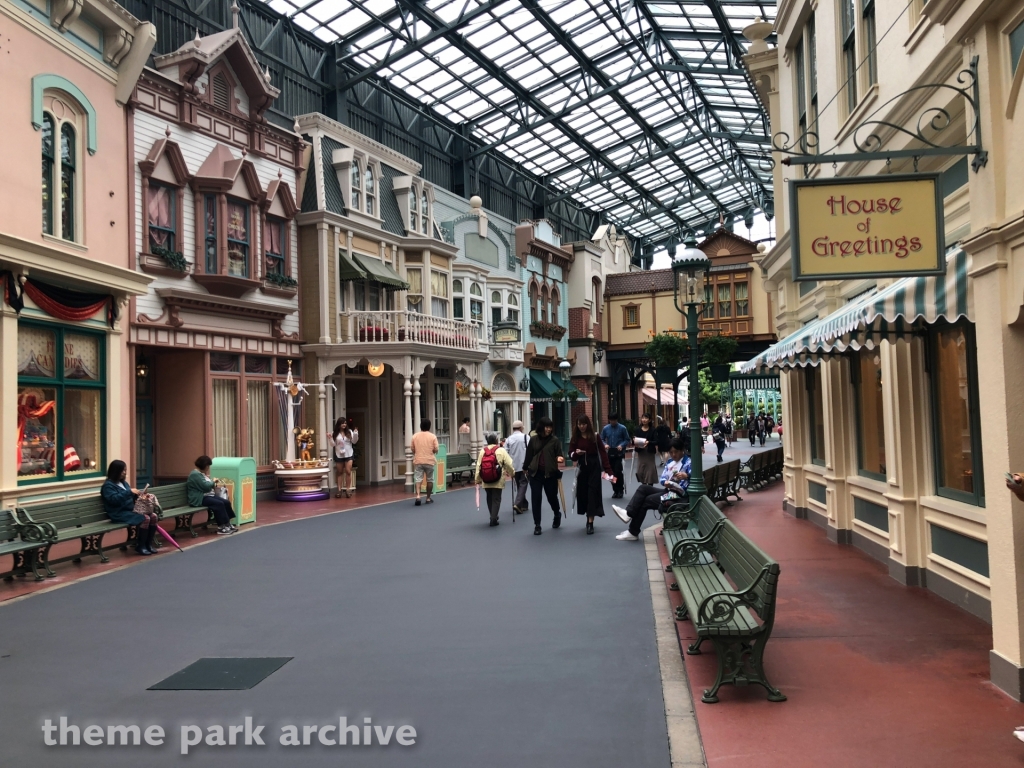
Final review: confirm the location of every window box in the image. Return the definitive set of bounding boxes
[192,273,261,299]
[139,250,190,278]
[530,321,566,340]
[260,275,298,298]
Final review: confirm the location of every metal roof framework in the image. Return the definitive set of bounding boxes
[257,0,776,247]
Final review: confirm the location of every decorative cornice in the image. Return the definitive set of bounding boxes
[295,113,421,175]
[156,287,295,320]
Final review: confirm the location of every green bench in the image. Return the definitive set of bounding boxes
[17,495,141,574]
[662,496,727,568]
[669,514,786,704]
[446,453,474,486]
[151,483,210,538]
[0,509,51,581]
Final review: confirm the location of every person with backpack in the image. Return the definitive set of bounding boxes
[568,414,613,535]
[475,432,515,526]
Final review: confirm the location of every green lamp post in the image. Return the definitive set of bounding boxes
[669,234,710,509]
[559,358,572,452]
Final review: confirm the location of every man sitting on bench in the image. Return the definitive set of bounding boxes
[611,437,690,541]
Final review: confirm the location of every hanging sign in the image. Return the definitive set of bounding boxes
[492,322,521,345]
[791,174,945,281]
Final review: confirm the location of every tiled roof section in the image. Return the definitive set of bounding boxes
[699,228,760,256]
[320,135,346,216]
[300,135,318,213]
[605,269,675,296]
[378,164,406,237]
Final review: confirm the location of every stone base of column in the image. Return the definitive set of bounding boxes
[990,651,1024,701]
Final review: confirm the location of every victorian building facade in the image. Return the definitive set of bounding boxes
[127,25,303,489]
[1,0,154,504]
[743,0,1024,699]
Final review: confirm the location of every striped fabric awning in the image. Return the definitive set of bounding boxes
[741,248,971,372]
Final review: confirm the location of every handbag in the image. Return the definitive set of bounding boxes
[133,493,156,516]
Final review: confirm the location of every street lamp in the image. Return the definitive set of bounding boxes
[670,234,710,509]
[558,359,572,452]
[493,406,502,434]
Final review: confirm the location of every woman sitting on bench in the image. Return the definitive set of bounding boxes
[187,456,238,535]
[611,438,690,541]
[100,460,160,556]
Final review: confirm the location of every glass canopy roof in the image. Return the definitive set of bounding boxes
[261,0,775,242]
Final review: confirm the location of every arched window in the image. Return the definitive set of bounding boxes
[409,187,418,232]
[364,167,375,215]
[507,291,519,323]
[41,113,54,235]
[40,93,83,243]
[350,163,361,211]
[540,286,549,323]
[420,190,429,235]
[550,287,560,326]
[492,372,515,391]
[491,290,503,326]
[529,283,539,323]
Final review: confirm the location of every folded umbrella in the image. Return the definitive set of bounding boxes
[475,482,480,514]
[154,524,184,553]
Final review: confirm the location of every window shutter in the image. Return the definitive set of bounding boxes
[212,74,231,110]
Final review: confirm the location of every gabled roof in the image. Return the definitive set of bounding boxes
[699,228,762,257]
[194,144,262,196]
[153,27,280,119]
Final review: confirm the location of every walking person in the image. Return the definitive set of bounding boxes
[504,420,530,516]
[765,413,776,443]
[458,417,472,452]
[523,416,565,535]
[712,413,728,463]
[700,414,710,443]
[101,460,161,556]
[655,415,672,464]
[411,418,439,506]
[633,412,659,485]
[601,412,630,498]
[475,432,514,526]
[187,456,238,535]
[569,414,613,535]
[611,438,690,541]
[757,412,768,447]
[747,413,757,446]
[332,416,359,498]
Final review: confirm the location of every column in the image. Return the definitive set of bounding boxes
[404,373,414,492]
[317,222,331,343]
[469,380,479,459]
[412,373,421,432]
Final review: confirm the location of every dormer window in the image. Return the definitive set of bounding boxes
[420,190,429,235]
[351,162,361,211]
[364,167,375,216]
[409,187,418,232]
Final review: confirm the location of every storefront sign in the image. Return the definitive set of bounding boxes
[493,323,521,345]
[791,174,945,281]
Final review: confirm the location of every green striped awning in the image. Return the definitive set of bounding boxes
[353,254,410,290]
[741,248,971,372]
[338,250,367,282]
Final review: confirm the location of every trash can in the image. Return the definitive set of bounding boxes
[211,456,258,526]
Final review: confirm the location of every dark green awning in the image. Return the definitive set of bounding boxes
[529,370,560,402]
[338,250,367,282]
[561,379,589,402]
[353,254,409,290]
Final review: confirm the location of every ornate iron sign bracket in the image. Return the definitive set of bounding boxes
[773,56,988,172]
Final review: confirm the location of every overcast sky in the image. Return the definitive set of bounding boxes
[648,213,775,270]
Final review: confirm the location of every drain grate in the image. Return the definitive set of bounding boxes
[148,657,292,691]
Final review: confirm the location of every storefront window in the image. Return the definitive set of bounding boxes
[854,348,886,479]
[931,323,983,504]
[807,365,825,465]
[17,322,104,482]
[212,378,238,457]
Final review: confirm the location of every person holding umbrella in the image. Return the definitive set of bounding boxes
[569,414,612,535]
[504,420,529,516]
[523,416,565,536]
[101,460,161,556]
[475,432,515,526]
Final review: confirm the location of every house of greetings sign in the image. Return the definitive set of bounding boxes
[790,174,945,281]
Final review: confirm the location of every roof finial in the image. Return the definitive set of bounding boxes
[193,29,201,48]
[231,1,240,29]
[241,147,247,157]
[293,119,301,134]
[165,125,172,138]
[278,168,283,180]
[264,64,272,83]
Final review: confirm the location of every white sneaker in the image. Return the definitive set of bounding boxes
[615,530,639,541]
[612,505,630,524]
[217,526,235,535]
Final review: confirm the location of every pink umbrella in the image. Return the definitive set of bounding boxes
[154,524,184,553]
[475,482,480,513]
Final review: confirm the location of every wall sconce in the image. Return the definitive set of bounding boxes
[367,361,385,377]
[593,348,604,365]
[135,360,149,379]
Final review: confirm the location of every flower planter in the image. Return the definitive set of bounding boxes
[260,280,298,298]
[139,252,190,278]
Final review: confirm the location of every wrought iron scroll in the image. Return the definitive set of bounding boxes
[772,56,988,172]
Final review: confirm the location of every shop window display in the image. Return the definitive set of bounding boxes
[17,322,104,482]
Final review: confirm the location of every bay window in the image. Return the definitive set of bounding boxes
[420,190,429,235]
[407,268,423,313]
[204,195,218,273]
[226,199,250,278]
[264,217,285,277]
[351,162,361,211]
[409,188,418,232]
[430,270,449,317]
[148,183,177,252]
[507,292,519,323]
[470,283,483,324]
[453,278,464,319]
[491,290,503,326]
[734,282,749,316]
[364,167,375,215]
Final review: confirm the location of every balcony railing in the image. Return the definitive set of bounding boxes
[340,310,487,351]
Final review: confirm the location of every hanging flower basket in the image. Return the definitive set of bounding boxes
[709,364,731,383]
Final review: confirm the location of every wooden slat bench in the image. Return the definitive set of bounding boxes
[17,495,140,574]
[446,453,473,486]
[662,496,727,569]
[0,509,51,581]
[151,483,210,538]
[669,517,786,704]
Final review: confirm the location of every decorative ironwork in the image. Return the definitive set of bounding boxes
[774,56,988,172]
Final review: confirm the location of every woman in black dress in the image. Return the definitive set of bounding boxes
[569,414,612,535]
[633,411,659,485]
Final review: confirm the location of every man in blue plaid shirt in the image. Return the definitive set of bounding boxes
[611,437,690,541]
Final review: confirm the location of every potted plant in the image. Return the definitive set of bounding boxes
[262,271,299,297]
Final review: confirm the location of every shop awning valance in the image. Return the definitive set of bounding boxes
[338,251,367,282]
[741,248,971,372]
[352,254,409,290]
[641,387,686,408]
